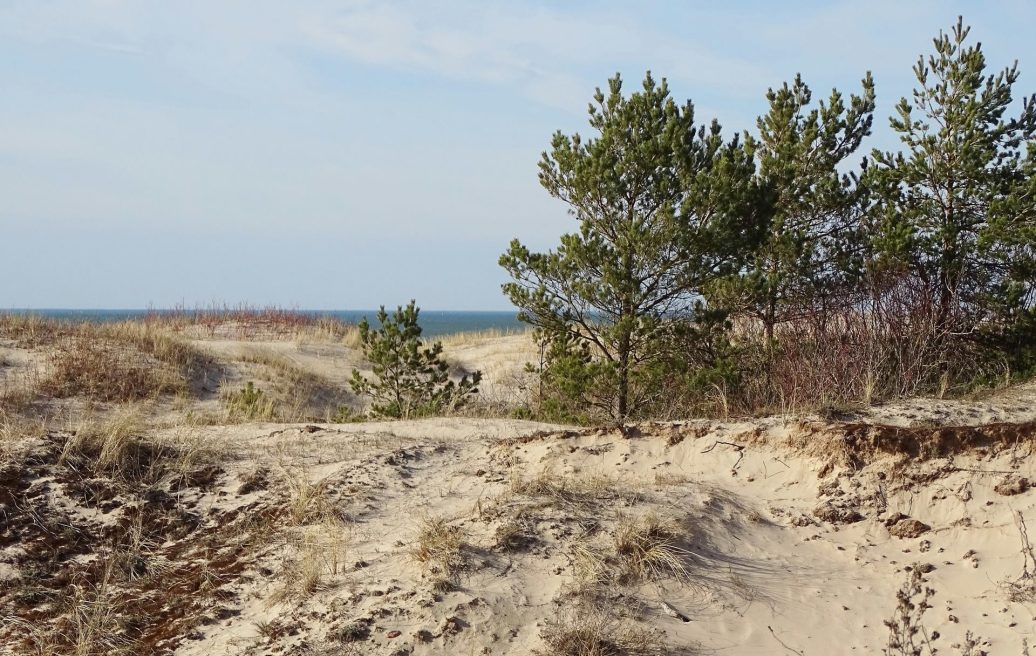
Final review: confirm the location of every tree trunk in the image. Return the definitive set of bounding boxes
[616,329,630,422]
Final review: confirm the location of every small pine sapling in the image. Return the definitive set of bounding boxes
[350,301,481,419]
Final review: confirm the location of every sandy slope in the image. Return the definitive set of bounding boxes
[2,329,1035,655]
[859,382,1036,428]
[2,415,1034,654]
[124,413,1030,655]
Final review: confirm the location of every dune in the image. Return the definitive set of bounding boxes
[1,324,1034,655]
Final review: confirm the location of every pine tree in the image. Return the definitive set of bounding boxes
[349,301,481,419]
[500,72,765,421]
[869,17,1036,334]
[716,73,875,341]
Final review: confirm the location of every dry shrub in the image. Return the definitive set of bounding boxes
[410,517,466,590]
[35,322,211,403]
[882,565,984,656]
[539,604,666,656]
[141,304,356,342]
[41,336,179,401]
[882,566,934,656]
[729,277,1009,416]
[1003,512,1036,603]
[0,313,62,347]
[535,275,1014,422]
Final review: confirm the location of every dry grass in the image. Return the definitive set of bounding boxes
[294,316,361,347]
[509,468,631,510]
[56,406,224,486]
[410,516,467,591]
[0,392,46,454]
[270,523,350,604]
[494,514,538,552]
[221,381,276,422]
[62,562,128,656]
[611,513,692,584]
[0,318,215,404]
[279,468,337,525]
[59,406,154,479]
[570,539,611,588]
[539,604,667,656]
[235,348,350,421]
[437,326,529,348]
[570,512,692,591]
[0,419,268,655]
[653,471,689,487]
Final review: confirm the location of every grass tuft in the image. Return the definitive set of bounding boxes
[410,516,466,590]
[539,604,667,656]
[612,513,692,584]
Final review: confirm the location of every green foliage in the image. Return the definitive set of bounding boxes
[501,72,767,421]
[223,382,275,421]
[527,309,741,423]
[976,308,1036,381]
[527,331,615,424]
[329,405,364,423]
[349,301,481,419]
[713,73,876,339]
[867,16,1036,332]
[636,310,744,417]
[502,19,1036,423]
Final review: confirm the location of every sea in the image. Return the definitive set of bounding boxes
[1,309,525,338]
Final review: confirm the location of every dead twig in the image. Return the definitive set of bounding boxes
[702,440,745,472]
[768,625,805,655]
[950,466,1022,475]
[1004,511,1036,602]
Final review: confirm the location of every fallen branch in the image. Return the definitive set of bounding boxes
[702,440,746,471]
[950,466,1021,475]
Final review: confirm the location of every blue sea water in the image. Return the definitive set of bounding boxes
[1,309,525,338]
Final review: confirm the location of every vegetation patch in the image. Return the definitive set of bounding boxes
[0,431,275,656]
[410,517,467,591]
[222,381,276,422]
[539,603,669,656]
[350,301,481,419]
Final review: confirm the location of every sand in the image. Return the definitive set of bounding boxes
[147,415,1032,655]
[1,329,1034,655]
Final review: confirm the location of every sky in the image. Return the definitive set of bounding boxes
[2,1,1035,310]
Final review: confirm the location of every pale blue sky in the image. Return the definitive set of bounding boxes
[2,1,1034,310]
